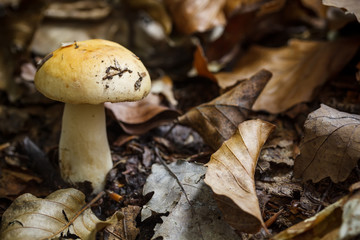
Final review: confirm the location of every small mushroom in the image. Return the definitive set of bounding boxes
[35,39,151,193]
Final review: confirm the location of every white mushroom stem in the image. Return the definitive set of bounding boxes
[59,103,113,193]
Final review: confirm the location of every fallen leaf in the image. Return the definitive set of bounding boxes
[193,41,217,82]
[151,75,178,106]
[0,188,122,240]
[164,0,226,34]
[323,0,360,22]
[339,190,360,239]
[141,160,239,239]
[178,69,272,150]
[294,104,360,183]
[0,168,42,199]
[204,119,275,233]
[45,1,111,20]
[215,39,359,113]
[106,205,141,240]
[105,93,180,135]
[125,0,172,35]
[273,195,346,240]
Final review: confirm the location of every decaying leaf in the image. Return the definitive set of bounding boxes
[339,190,360,239]
[164,0,227,34]
[141,160,239,239]
[215,39,359,113]
[105,93,180,135]
[106,206,141,240]
[0,168,42,199]
[294,104,360,183]
[204,119,275,233]
[273,196,346,240]
[323,0,360,22]
[0,188,122,240]
[125,0,172,35]
[178,69,272,150]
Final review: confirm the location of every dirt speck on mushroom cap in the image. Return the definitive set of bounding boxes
[34,39,151,104]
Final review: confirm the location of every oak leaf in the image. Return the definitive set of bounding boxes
[215,39,359,113]
[294,104,360,183]
[0,188,122,240]
[178,70,271,150]
[204,119,275,233]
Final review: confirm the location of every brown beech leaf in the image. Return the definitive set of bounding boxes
[164,0,227,34]
[204,119,275,233]
[164,0,267,35]
[215,39,359,113]
[178,70,272,150]
[294,104,360,183]
[323,0,360,22]
[105,93,180,135]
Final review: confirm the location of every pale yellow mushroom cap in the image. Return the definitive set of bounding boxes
[35,39,151,104]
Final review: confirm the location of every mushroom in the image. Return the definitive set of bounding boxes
[34,39,151,193]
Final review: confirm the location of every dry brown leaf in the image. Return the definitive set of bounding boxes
[204,119,275,233]
[294,104,360,183]
[106,206,141,240]
[215,39,359,114]
[164,0,269,34]
[301,0,327,18]
[0,168,42,199]
[0,188,122,240]
[200,11,256,64]
[105,93,180,135]
[323,0,360,22]
[273,195,346,240]
[125,0,172,34]
[164,0,227,34]
[193,41,217,82]
[178,70,272,150]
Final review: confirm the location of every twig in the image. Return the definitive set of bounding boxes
[42,191,105,240]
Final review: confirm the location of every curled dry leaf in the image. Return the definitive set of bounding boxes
[0,188,122,240]
[294,104,360,183]
[178,69,272,150]
[215,39,359,114]
[105,93,180,135]
[204,119,275,233]
[323,0,360,22]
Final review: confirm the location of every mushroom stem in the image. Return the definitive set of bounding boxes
[59,103,112,193]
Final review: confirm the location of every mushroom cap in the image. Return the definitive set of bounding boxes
[35,39,151,104]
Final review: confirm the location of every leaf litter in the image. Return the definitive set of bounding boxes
[1,0,360,239]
